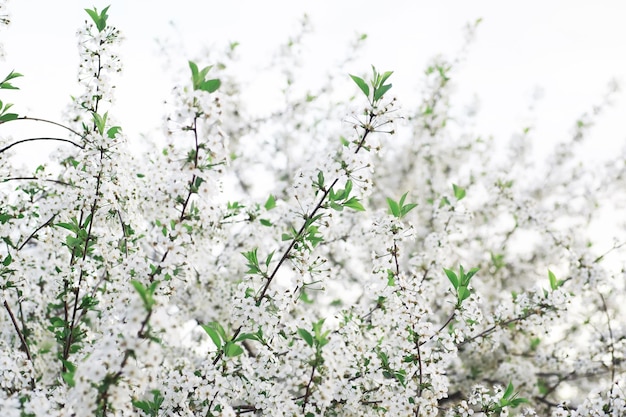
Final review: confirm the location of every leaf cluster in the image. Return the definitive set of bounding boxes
[201,322,264,358]
[85,5,110,32]
[444,265,479,307]
[386,191,417,219]
[350,66,393,104]
[189,61,221,93]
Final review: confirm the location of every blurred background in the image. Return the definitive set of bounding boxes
[2,0,626,161]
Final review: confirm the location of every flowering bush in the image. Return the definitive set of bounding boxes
[1,4,625,417]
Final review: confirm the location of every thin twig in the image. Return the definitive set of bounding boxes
[3,300,36,388]
[0,137,83,154]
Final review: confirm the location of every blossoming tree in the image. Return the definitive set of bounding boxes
[1,4,625,417]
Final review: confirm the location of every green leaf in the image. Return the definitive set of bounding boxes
[387,197,400,217]
[344,180,353,195]
[2,253,12,266]
[373,83,392,102]
[509,397,529,407]
[201,324,222,350]
[224,341,244,357]
[264,194,276,210]
[330,187,344,201]
[548,269,559,290]
[461,267,480,286]
[198,65,211,82]
[85,6,110,32]
[259,218,272,227]
[400,203,417,217]
[453,183,466,200]
[502,382,514,400]
[343,197,365,211]
[92,111,108,136]
[349,74,370,98]
[61,370,75,387]
[234,333,261,343]
[0,113,18,122]
[106,126,121,138]
[457,286,471,302]
[132,399,152,415]
[130,280,146,302]
[199,79,221,93]
[398,192,408,207]
[1,70,23,84]
[379,70,394,86]
[56,222,78,233]
[317,171,325,189]
[130,280,158,310]
[132,390,165,417]
[537,378,549,395]
[189,61,199,79]
[242,248,260,274]
[189,61,220,92]
[297,328,314,347]
[444,268,458,289]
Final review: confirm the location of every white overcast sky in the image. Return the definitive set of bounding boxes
[3,0,626,163]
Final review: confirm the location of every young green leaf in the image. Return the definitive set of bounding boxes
[199,79,221,93]
[387,197,400,217]
[0,113,18,122]
[349,74,370,98]
[132,390,164,417]
[548,269,562,290]
[106,126,121,139]
[453,183,466,200]
[84,6,110,32]
[400,203,417,217]
[379,70,394,86]
[444,268,459,289]
[234,333,261,343]
[373,83,392,102]
[201,324,222,350]
[461,266,480,286]
[343,197,365,211]
[264,194,276,210]
[188,61,199,80]
[92,111,108,136]
[189,60,221,92]
[457,287,471,302]
[242,249,260,274]
[502,382,515,401]
[298,328,314,347]
[0,70,23,90]
[131,280,158,310]
[224,341,244,357]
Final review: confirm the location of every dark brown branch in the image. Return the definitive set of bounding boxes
[3,300,35,388]
[0,137,84,154]
[12,116,83,137]
[18,214,57,251]
[3,177,73,187]
[255,112,376,306]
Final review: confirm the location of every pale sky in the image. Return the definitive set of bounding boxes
[3,1,626,163]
